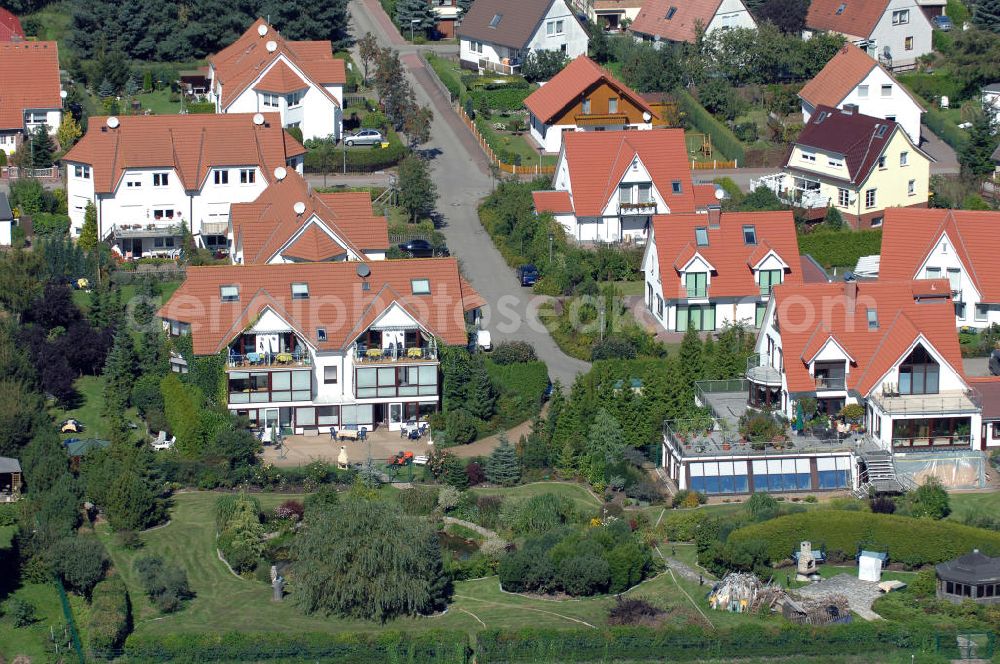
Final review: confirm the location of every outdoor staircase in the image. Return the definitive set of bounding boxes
[853,451,912,498]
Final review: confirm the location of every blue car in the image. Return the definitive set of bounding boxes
[516,264,539,287]
[931,15,953,31]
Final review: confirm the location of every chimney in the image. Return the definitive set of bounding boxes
[707,204,721,229]
[842,104,858,115]
[845,280,857,307]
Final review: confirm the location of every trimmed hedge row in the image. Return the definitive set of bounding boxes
[88,575,131,657]
[797,228,882,269]
[923,107,969,152]
[476,622,947,662]
[425,53,462,102]
[728,511,1000,566]
[896,73,963,106]
[677,89,745,162]
[304,133,407,173]
[469,88,533,112]
[485,359,549,426]
[124,630,471,663]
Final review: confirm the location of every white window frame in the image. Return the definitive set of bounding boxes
[411,279,431,294]
[214,169,229,185]
[291,282,309,299]
[857,85,869,98]
[286,91,303,107]
[74,165,91,179]
[125,176,141,188]
[220,285,240,302]
[828,156,844,168]
[908,179,916,196]
[608,97,618,114]
[838,188,850,207]
[881,84,892,97]
[324,366,338,384]
[900,151,909,167]
[865,188,877,209]
[153,172,169,187]
[240,168,255,184]
[892,8,909,24]
[976,304,989,322]
[801,150,816,163]
[262,93,279,108]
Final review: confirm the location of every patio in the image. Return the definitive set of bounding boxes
[260,426,435,468]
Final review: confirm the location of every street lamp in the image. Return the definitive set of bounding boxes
[548,233,554,264]
[410,19,419,41]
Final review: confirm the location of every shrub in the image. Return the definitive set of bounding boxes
[658,509,709,542]
[186,101,215,114]
[469,88,532,112]
[607,597,664,626]
[437,485,461,512]
[215,493,264,574]
[797,229,882,269]
[671,489,707,509]
[398,486,440,516]
[558,555,611,595]
[729,511,1000,567]
[490,341,537,365]
[465,461,486,486]
[52,535,109,596]
[445,409,479,446]
[30,211,71,237]
[7,598,37,628]
[504,493,579,535]
[923,107,969,151]
[744,492,778,520]
[905,478,951,519]
[134,556,192,613]
[870,495,896,514]
[88,575,130,654]
[275,500,304,521]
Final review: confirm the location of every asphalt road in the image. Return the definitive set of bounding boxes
[349,0,591,386]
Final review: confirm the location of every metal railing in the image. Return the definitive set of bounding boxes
[694,378,748,413]
[227,350,312,369]
[815,376,847,390]
[870,387,981,415]
[663,418,859,458]
[478,58,520,75]
[111,222,183,238]
[619,201,658,215]
[354,344,438,363]
[891,434,973,450]
[749,173,830,209]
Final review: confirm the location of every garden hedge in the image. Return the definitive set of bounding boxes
[485,359,549,425]
[476,622,948,662]
[797,229,882,269]
[124,630,471,663]
[728,511,1000,566]
[469,88,533,112]
[923,107,969,152]
[676,90,745,162]
[425,53,462,102]
[88,575,131,657]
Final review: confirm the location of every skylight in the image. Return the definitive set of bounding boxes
[695,227,709,246]
[317,328,327,341]
[220,285,239,302]
[867,308,878,330]
[875,124,888,138]
[835,3,847,14]
[666,6,677,19]
[816,111,829,123]
[489,13,503,27]
[411,279,431,295]
[291,282,309,299]
[743,225,757,246]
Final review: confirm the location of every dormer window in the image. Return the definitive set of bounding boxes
[898,345,939,395]
[742,225,757,245]
[867,308,878,330]
[411,279,431,295]
[291,283,309,299]
[695,227,708,246]
[220,285,239,302]
[489,13,502,27]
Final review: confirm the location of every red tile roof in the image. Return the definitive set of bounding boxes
[630,0,727,43]
[652,210,802,299]
[879,208,1000,302]
[523,55,655,124]
[693,184,719,208]
[771,279,963,395]
[532,190,574,214]
[0,41,60,129]
[62,113,306,195]
[254,60,308,94]
[158,259,483,354]
[799,44,925,112]
[558,129,696,216]
[791,105,917,185]
[806,0,890,38]
[210,19,346,109]
[231,169,388,264]
[0,8,24,42]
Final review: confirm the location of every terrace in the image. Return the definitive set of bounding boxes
[663,416,868,460]
[749,173,829,209]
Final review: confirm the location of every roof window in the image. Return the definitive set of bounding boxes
[867,308,878,330]
[666,6,677,19]
[220,285,239,302]
[695,227,709,247]
[411,279,431,295]
[875,124,888,138]
[489,13,503,27]
[835,3,847,14]
[291,282,309,299]
[743,225,757,246]
[816,111,829,123]
[317,328,327,342]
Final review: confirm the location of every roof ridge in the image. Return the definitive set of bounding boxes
[853,309,913,390]
[945,210,985,296]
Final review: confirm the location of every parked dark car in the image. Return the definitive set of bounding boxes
[542,379,554,401]
[516,264,539,287]
[397,239,448,258]
[990,349,1000,376]
[931,15,953,30]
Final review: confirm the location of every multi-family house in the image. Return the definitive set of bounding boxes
[0,41,61,158]
[879,209,1000,329]
[804,0,932,71]
[532,129,718,243]
[640,208,804,333]
[750,105,931,228]
[799,43,925,144]
[62,113,306,254]
[457,0,588,75]
[629,0,757,45]
[157,260,485,434]
[207,19,346,142]
[663,277,987,498]
[228,169,389,265]
[524,55,657,153]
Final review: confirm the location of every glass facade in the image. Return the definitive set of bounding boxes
[355,365,437,398]
[816,457,851,489]
[229,369,311,403]
[751,459,811,492]
[689,461,750,494]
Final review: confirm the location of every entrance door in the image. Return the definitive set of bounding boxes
[389,403,403,430]
[263,408,279,442]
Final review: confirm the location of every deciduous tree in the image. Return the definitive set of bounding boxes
[397,154,438,222]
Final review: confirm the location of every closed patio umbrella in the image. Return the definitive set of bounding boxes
[794,402,804,432]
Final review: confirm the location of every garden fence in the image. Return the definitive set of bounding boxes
[455,104,555,176]
[54,577,86,664]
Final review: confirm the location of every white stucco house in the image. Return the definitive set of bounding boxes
[799,43,925,144]
[629,0,756,45]
[456,0,588,75]
[61,113,305,255]
[0,41,61,158]
[158,260,485,434]
[208,19,346,142]
[804,0,932,71]
[879,209,1000,329]
[532,129,718,243]
[641,208,803,333]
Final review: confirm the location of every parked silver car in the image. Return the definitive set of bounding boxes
[344,129,384,146]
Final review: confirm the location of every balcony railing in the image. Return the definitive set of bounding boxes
[759,283,780,296]
[111,223,183,238]
[749,173,830,210]
[619,200,657,215]
[227,350,312,369]
[685,284,709,298]
[576,112,629,126]
[355,344,438,364]
[663,418,860,458]
[891,434,973,450]
[478,58,520,75]
[814,376,846,391]
[869,388,981,415]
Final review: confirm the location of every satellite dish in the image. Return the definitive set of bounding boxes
[356,263,371,278]
[714,187,725,200]
[257,24,268,37]
[293,201,306,215]
[106,116,120,129]
[60,90,67,99]
[266,40,278,53]
[642,111,651,122]
[273,166,287,181]
[252,112,265,125]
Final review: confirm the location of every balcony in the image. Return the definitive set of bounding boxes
[227,350,312,370]
[354,343,438,364]
[110,223,182,238]
[576,113,629,127]
[869,388,981,416]
[663,418,862,459]
[619,200,658,215]
[891,434,973,451]
[478,58,520,75]
[814,376,846,391]
[749,173,830,210]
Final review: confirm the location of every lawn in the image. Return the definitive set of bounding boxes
[0,582,68,662]
[612,280,645,297]
[51,375,142,442]
[475,118,558,168]
[71,280,182,313]
[470,481,602,512]
[98,490,773,643]
[947,491,1000,523]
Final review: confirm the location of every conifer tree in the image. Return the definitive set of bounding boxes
[103,329,136,416]
[466,362,496,421]
[395,0,437,37]
[486,434,521,486]
[78,202,98,252]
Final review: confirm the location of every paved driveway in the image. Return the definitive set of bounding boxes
[348,1,591,386]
